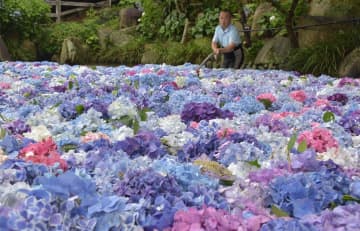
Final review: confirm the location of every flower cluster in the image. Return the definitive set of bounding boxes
[266,169,352,218]
[339,110,360,135]
[226,95,265,114]
[297,127,338,153]
[180,102,234,123]
[18,137,68,171]
[255,114,289,135]
[290,90,307,103]
[167,206,243,231]
[3,120,31,135]
[327,93,349,105]
[114,131,166,159]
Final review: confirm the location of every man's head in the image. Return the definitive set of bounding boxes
[219,10,232,29]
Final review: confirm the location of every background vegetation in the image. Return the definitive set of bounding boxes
[1,0,359,77]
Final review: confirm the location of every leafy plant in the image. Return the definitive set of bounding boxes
[257,11,286,37]
[159,10,186,41]
[284,29,360,76]
[191,8,219,38]
[118,0,137,8]
[0,0,50,38]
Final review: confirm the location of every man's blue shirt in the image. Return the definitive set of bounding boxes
[212,24,241,48]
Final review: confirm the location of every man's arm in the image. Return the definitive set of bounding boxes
[217,43,236,54]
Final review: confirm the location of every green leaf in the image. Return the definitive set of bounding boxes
[247,159,261,168]
[0,128,7,139]
[271,205,289,217]
[75,104,85,115]
[119,115,133,127]
[219,179,234,186]
[139,108,150,121]
[297,140,307,153]
[343,195,360,203]
[68,81,73,90]
[323,111,335,122]
[133,119,140,134]
[287,132,298,152]
[259,99,272,109]
[61,144,78,152]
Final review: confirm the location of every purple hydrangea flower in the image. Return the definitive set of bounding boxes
[181,102,234,123]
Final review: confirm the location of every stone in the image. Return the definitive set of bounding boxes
[141,44,163,64]
[254,36,291,65]
[119,7,142,29]
[296,16,351,48]
[309,0,360,18]
[339,47,360,78]
[59,38,88,64]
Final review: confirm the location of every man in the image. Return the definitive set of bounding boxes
[212,9,244,69]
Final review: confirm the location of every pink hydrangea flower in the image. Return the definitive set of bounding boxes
[297,127,338,153]
[256,93,277,103]
[81,132,110,143]
[0,82,11,89]
[190,121,199,129]
[290,90,307,103]
[18,137,68,171]
[314,98,330,107]
[216,128,235,138]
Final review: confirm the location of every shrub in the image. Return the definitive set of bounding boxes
[284,29,360,76]
[0,0,50,38]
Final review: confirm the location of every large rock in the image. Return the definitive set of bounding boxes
[98,28,135,49]
[297,16,347,48]
[298,0,360,48]
[339,47,360,78]
[119,7,142,29]
[250,2,274,38]
[141,43,164,64]
[59,38,88,65]
[309,0,360,17]
[254,36,291,65]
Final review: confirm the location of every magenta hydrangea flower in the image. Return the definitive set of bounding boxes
[297,127,338,153]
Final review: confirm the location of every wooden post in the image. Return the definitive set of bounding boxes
[0,35,11,61]
[108,0,111,7]
[56,0,61,23]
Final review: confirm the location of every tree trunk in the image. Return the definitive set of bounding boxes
[268,0,299,48]
[239,3,252,47]
[0,35,11,61]
[286,0,299,48]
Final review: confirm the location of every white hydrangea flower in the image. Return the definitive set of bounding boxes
[23,124,52,141]
[108,96,138,120]
[158,115,186,134]
[111,126,134,142]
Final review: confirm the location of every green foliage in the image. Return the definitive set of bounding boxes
[98,38,145,66]
[244,40,264,63]
[0,0,50,38]
[257,11,286,37]
[138,0,165,39]
[39,21,99,57]
[191,8,219,38]
[159,10,186,41]
[285,29,360,76]
[118,0,137,8]
[323,111,335,122]
[271,205,289,217]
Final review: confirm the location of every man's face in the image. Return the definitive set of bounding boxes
[219,11,231,29]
